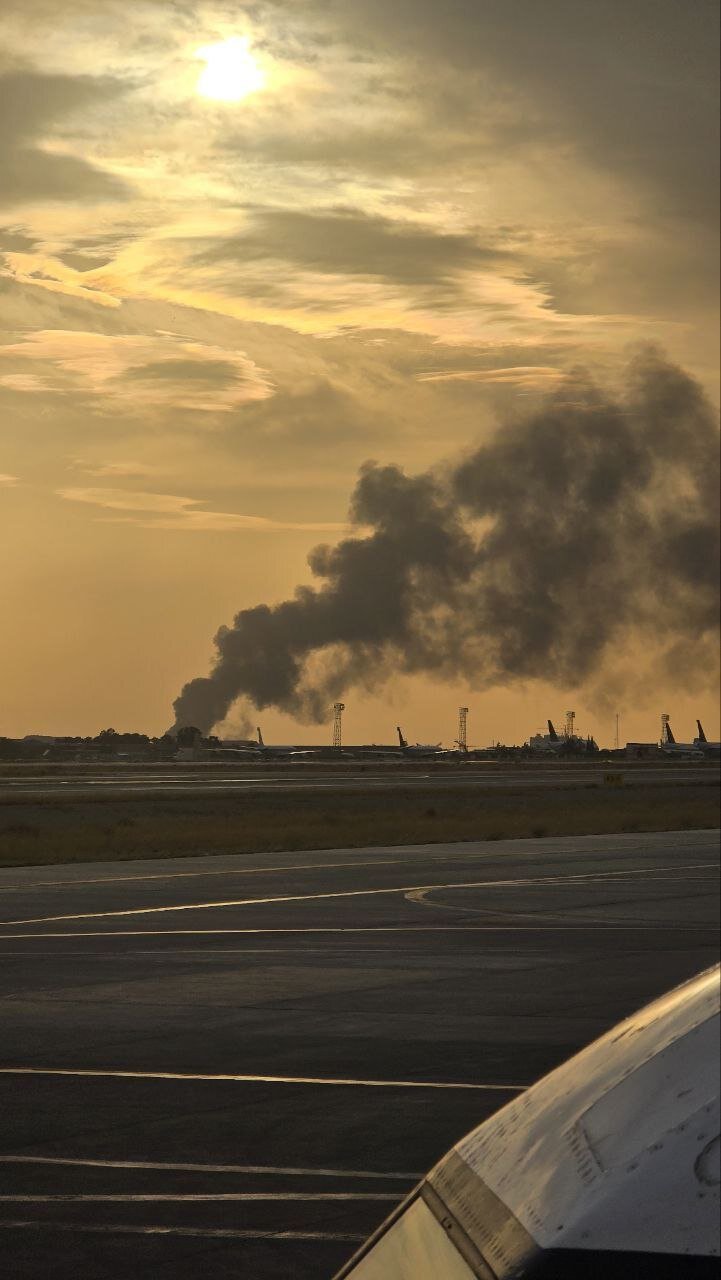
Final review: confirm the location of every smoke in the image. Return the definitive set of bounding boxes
[173,349,720,733]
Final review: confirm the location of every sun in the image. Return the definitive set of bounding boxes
[196,37,266,102]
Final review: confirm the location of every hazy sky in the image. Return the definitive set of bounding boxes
[1,0,719,745]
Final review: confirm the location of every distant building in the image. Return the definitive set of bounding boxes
[625,742,663,759]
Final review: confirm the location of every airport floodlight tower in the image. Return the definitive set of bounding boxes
[565,709,576,740]
[457,706,469,752]
[332,702,345,750]
[661,712,671,744]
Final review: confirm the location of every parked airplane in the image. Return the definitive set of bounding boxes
[254,727,331,759]
[694,720,721,758]
[660,718,704,759]
[335,965,721,1279]
[396,727,445,757]
[206,743,264,759]
[528,720,571,753]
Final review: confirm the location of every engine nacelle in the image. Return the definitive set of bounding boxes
[335,965,720,1279]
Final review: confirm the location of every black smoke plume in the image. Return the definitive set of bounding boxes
[173,349,720,733]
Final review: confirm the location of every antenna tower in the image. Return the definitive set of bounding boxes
[332,702,345,750]
[614,713,620,750]
[565,710,575,740]
[457,706,469,752]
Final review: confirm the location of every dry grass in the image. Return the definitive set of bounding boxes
[0,781,718,867]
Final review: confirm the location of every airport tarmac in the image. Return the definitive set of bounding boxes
[0,761,716,801]
[0,829,718,1279]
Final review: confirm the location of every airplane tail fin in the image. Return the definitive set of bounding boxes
[397,726,407,749]
[665,722,676,745]
[257,726,264,748]
[697,720,707,743]
[547,719,558,741]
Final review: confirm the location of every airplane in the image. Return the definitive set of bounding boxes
[528,720,568,753]
[205,743,265,759]
[660,718,705,759]
[254,726,332,759]
[694,720,721,758]
[334,964,721,1279]
[396,727,446,757]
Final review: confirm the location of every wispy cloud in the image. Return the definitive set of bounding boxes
[0,372,50,392]
[418,365,567,388]
[0,330,274,412]
[69,459,159,478]
[0,472,19,487]
[56,486,346,533]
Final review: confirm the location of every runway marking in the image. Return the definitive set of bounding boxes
[2,862,714,928]
[0,859,406,893]
[3,847,709,893]
[405,871,718,919]
[0,1155,420,1180]
[0,1067,525,1092]
[0,1192,401,1202]
[0,1220,364,1242]
[0,923,713,941]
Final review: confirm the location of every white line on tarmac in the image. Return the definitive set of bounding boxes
[0,1155,420,1180]
[0,1067,525,1092]
[0,836,710,893]
[0,1221,364,1242]
[0,1193,401,1203]
[0,923,711,941]
[2,862,714,927]
[0,859,406,893]
[405,871,717,918]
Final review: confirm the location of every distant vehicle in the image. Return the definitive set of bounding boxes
[396,727,445,757]
[694,720,721,758]
[660,718,705,759]
[334,964,721,1279]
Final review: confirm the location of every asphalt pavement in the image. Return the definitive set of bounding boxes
[0,762,716,800]
[0,829,718,1278]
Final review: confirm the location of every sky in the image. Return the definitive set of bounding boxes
[1,0,719,747]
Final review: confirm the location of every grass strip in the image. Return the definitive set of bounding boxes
[0,782,718,867]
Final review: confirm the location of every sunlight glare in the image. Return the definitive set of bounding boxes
[196,37,266,102]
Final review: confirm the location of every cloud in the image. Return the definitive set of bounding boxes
[69,459,159,478]
[0,224,39,252]
[121,357,245,385]
[418,366,567,388]
[192,205,505,292]
[0,372,51,392]
[57,251,116,272]
[0,330,273,412]
[218,117,507,178]
[320,0,719,226]
[0,472,19,486]
[0,70,130,206]
[56,485,347,533]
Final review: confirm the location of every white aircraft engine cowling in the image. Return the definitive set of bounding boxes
[335,964,721,1279]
